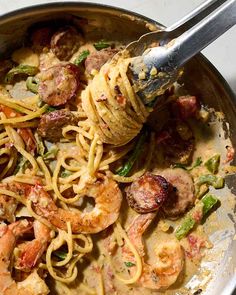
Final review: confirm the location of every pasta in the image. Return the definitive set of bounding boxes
[82,57,149,146]
[0,17,229,295]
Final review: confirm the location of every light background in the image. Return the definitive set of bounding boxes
[0,0,235,94]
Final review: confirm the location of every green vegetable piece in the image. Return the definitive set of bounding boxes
[196,174,224,189]
[173,157,202,171]
[53,250,67,260]
[201,194,218,215]
[204,154,220,174]
[74,50,90,65]
[175,216,196,241]
[14,157,29,175]
[35,133,45,156]
[117,128,148,176]
[124,261,136,267]
[190,157,203,170]
[5,64,38,84]
[46,105,57,113]
[173,163,187,170]
[94,40,110,51]
[26,76,39,93]
[43,145,59,160]
[175,194,219,240]
[61,170,73,178]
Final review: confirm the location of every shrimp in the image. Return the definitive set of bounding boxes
[28,176,122,233]
[16,220,52,271]
[123,213,184,290]
[0,220,49,294]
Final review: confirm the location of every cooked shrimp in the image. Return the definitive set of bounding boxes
[123,213,184,290]
[28,176,122,233]
[0,219,49,294]
[16,220,52,271]
[139,240,184,289]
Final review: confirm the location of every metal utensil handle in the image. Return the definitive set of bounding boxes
[171,0,236,68]
[167,0,227,32]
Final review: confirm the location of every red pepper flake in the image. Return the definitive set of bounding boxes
[224,145,235,163]
[186,234,206,259]
[96,93,107,102]
[116,94,126,106]
[192,210,203,223]
[5,142,14,148]
[91,265,101,273]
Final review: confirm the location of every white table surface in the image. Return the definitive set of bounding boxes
[0,0,235,94]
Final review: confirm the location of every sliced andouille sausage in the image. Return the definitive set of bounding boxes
[51,26,84,61]
[37,109,78,143]
[125,172,172,213]
[160,168,195,218]
[156,120,194,164]
[38,63,79,106]
[85,48,118,74]
[30,24,55,48]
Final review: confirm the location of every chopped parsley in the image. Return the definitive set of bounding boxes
[124,261,136,267]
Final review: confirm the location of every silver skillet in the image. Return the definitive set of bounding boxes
[0,2,235,294]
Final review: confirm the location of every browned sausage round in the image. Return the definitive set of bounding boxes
[37,109,78,143]
[125,172,171,213]
[51,26,83,61]
[31,26,54,47]
[85,48,118,74]
[160,168,195,218]
[38,63,79,106]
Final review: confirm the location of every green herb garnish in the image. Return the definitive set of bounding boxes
[124,261,136,267]
[43,145,59,160]
[53,250,67,260]
[61,170,73,178]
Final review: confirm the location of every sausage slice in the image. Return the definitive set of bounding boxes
[51,26,83,61]
[37,109,78,142]
[38,63,79,106]
[85,48,118,74]
[160,168,195,217]
[125,172,171,213]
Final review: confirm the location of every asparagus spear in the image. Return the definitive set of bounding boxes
[204,154,220,174]
[26,76,39,93]
[74,50,90,65]
[116,128,148,177]
[94,40,110,51]
[175,194,219,240]
[5,64,38,84]
[196,174,224,189]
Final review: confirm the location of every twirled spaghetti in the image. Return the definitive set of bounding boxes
[82,56,150,146]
